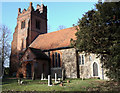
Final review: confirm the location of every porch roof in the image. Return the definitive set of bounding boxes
[29,48,50,60]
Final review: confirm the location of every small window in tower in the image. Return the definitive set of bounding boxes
[36,20,40,29]
[21,20,25,29]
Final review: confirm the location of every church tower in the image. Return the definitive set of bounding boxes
[10,2,47,75]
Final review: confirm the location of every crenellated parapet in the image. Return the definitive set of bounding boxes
[17,2,47,19]
[36,4,47,13]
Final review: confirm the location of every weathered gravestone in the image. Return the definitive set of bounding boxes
[48,75,52,86]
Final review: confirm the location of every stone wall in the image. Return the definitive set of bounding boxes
[78,53,107,79]
[61,48,77,78]
[49,48,108,80]
[50,48,77,78]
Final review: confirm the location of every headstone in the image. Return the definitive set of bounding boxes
[48,75,52,86]
[18,78,23,85]
[20,80,23,84]
[55,73,57,83]
[41,73,44,80]
[18,78,20,84]
[62,69,65,80]
[32,72,35,80]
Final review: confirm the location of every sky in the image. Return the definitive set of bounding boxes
[1,1,97,67]
[2,2,97,34]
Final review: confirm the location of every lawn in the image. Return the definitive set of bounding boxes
[1,77,120,92]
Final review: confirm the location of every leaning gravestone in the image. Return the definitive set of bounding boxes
[48,75,52,86]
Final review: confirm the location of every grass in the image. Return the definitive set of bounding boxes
[1,77,120,92]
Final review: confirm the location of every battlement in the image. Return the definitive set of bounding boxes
[36,4,47,13]
[18,2,47,17]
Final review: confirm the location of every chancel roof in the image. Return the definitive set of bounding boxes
[29,27,77,50]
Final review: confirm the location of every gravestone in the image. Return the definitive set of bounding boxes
[18,78,23,85]
[48,75,52,86]
[55,73,57,83]
[41,73,44,80]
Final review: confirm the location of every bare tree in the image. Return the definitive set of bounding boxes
[0,25,11,77]
[57,25,66,30]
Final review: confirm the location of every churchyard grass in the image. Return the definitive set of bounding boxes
[1,77,120,92]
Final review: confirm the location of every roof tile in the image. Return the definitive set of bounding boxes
[29,27,77,50]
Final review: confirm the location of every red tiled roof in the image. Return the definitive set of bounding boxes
[29,27,77,50]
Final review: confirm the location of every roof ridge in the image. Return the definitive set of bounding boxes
[39,26,75,36]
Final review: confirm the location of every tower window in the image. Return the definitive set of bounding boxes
[21,20,25,29]
[36,20,40,29]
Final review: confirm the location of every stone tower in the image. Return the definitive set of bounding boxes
[10,2,47,75]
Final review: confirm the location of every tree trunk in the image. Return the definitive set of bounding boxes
[1,30,5,77]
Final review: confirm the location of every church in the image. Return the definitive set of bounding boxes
[10,2,107,80]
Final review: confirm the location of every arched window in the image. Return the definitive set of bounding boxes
[55,52,57,67]
[52,54,54,67]
[58,53,60,67]
[93,62,98,76]
[79,56,81,65]
[52,52,61,68]
[82,55,84,64]
[36,20,40,29]
[79,55,85,65]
